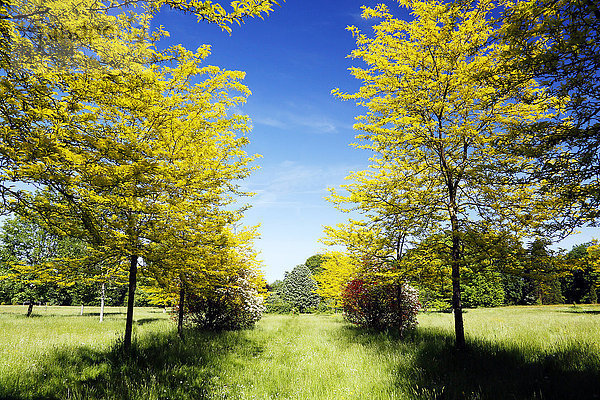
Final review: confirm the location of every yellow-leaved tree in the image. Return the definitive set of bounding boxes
[328,0,563,348]
[0,0,276,351]
[314,251,360,308]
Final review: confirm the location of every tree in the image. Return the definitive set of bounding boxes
[461,269,505,308]
[314,251,360,308]
[148,224,265,337]
[304,254,328,276]
[523,238,565,304]
[0,217,89,315]
[0,0,278,351]
[562,243,599,304]
[267,279,283,293]
[586,243,600,301]
[281,264,320,312]
[496,0,600,230]
[330,0,560,348]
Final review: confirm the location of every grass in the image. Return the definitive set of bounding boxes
[0,304,599,399]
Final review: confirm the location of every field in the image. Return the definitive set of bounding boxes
[0,305,599,400]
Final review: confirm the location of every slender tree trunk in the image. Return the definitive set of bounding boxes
[100,282,105,323]
[178,285,185,339]
[123,254,138,352]
[26,302,33,317]
[450,211,466,349]
[80,303,84,316]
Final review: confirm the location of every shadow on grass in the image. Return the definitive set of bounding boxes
[66,311,127,317]
[135,317,163,325]
[340,325,600,400]
[562,310,600,315]
[17,311,127,318]
[0,328,262,400]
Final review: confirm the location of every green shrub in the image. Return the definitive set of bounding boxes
[462,270,505,308]
[264,292,293,314]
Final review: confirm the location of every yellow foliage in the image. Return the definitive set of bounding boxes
[314,252,360,307]
[325,0,564,265]
[0,0,272,306]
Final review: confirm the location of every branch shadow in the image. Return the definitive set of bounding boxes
[340,325,600,400]
[0,328,264,400]
[135,318,162,325]
[61,311,127,317]
[561,310,600,315]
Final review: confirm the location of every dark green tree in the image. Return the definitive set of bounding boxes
[497,0,600,230]
[524,238,565,305]
[562,243,599,304]
[267,279,283,293]
[305,254,327,276]
[0,217,89,315]
[462,269,505,308]
[281,264,320,312]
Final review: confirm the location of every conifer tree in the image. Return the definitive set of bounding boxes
[281,264,320,312]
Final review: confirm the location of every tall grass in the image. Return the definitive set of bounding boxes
[0,305,598,399]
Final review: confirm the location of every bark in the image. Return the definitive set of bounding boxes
[450,210,466,349]
[100,282,105,323]
[178,285,185,339]
[123,254,138,352]
[26,302,33,317]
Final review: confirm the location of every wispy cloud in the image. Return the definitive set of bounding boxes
[252,116,287,129]
[243,160,357,210]
[251,110,346,134]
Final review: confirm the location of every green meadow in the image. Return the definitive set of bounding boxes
[0,305,599,400]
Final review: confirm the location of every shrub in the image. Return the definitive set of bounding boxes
[461,270,505,308]
[342,277,420,333]
[264,291,293,314]
[186,276,265,330]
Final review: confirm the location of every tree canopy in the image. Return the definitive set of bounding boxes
[328,0,563,348]
[495,0,600,231]
[0,0,277,350]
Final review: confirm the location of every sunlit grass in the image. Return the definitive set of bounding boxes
[0,305,599,399]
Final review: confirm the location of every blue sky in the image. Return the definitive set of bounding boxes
[153,1,597,282]
[153,1,397,282]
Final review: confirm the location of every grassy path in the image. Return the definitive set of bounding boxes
[0,305,599,399]
[209,314,408,399]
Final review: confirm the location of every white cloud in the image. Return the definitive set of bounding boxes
[252,110,343,134]
[243,160,356,209]
[252,116,287,129]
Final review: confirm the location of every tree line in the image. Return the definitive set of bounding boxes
[267,237,599,315]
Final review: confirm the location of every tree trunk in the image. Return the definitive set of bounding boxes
[100,282,105,323]
[26,302,33,317]
[450,212,466,349]
[123,254,138,352]
[80,303,84,316]
[178,285,185,339]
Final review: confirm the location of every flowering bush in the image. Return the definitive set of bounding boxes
[342,277,420,333]
[186,275,265,330]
